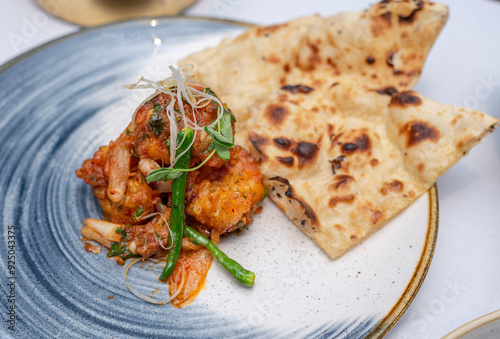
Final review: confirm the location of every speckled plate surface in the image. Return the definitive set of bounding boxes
[0,18,438,338]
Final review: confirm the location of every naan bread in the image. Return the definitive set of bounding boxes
[182,0,499,258]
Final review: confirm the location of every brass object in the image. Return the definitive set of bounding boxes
[34,0,198,27]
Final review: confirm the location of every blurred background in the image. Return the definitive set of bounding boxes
[4,0,499,65]
[1,0,499,66]
[0,1,499,339]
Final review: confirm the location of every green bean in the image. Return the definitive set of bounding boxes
[159,128,193,281]
[184,225,255,287]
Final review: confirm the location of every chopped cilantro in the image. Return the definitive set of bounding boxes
[132,145,139,159]
[115,227,127,239]
[134,206,143,218]
[149,110,165,138]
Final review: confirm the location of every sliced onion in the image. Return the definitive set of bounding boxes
[124,258,185,305]
[158,212,171,250]
[125,64,226,168]
[84,218,122,243]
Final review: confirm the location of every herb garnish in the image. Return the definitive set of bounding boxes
[107,241,139,261]
[146,111,234,183]
[149,103,166,138]
[115,227,127,239]
[134,206,143,218]
[132,145,139,159]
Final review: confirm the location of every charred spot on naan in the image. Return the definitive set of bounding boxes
[329,155,346,175]
[368,10,392,37]
[296,37,324,72]
[265,54,281,64]
[274,137,292,150]
[398,0,425,24]
[399,120,440,147]
[385,52,420,81]
[327,124,335,138]
[386,50,397,68]
[451,114,464,126]
[271,137,320,167]
[341,134,372,155]
[276,156,294,167]
[374,86,398,96]
[371,210,385,224]
[390,91,422,107]
[326,57,338,70]
[393,69,420,83]
[380,180,404,195]
[265,176,320,233]
[248,132,269,157]
[329,132,344,148]
[457,136,475,150]
[400,51,422,64]
[264,104,289,126]
[371,0,426,29]
[281,84,314,94]
[292,141,320,167]
[307,40,322,66]
[355,204,386,229]
[328,194,356,208]
[329,175,354,190]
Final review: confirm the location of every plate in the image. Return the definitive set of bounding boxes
[0,18,438,338]
[442,309,500,339]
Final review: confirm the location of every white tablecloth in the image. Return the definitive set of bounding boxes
[1,0,499,338]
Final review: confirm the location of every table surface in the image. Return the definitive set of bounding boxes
[1,0,499,338]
